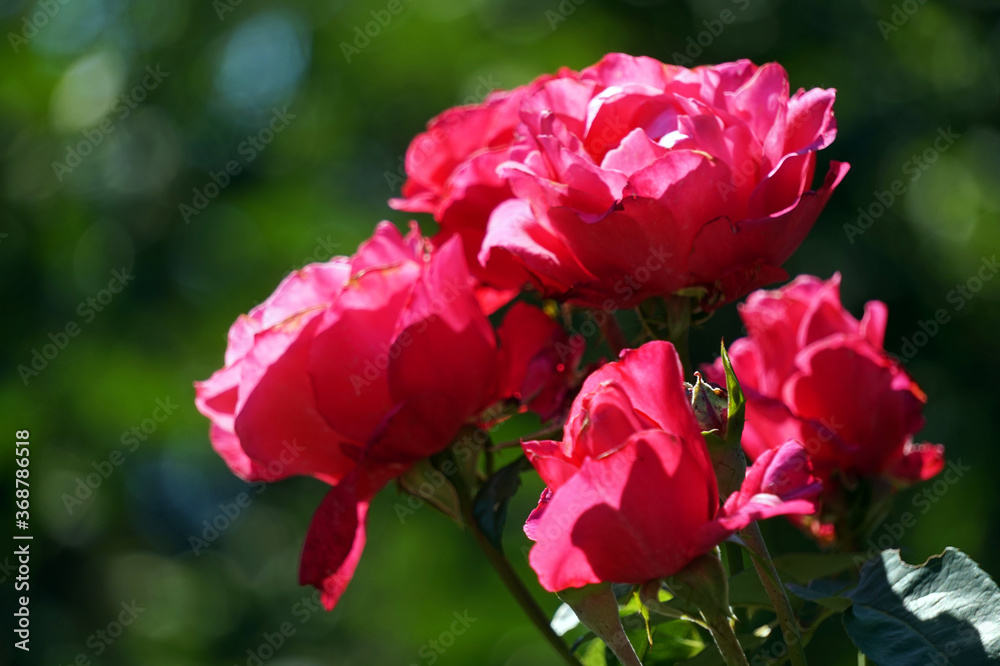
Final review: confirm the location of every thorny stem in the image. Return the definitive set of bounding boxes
[740,523,808,666]
[447,451,580,666]
[705,615,751,666]
[465,514,581,665]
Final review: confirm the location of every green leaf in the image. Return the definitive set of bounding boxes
[471,456,529,550]
[487,410,544,443]
[397,459,463,525]
[727,568,771,608]
[726,551,862,609]
[843,548,1000,665]
[577,637,609,666]
[643,620,706,664]
[787,579,854,612]
[769,552,861,583]
[719,340,744,449]
[678,629,765,666]
[679,644,724,666]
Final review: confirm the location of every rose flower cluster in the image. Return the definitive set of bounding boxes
[195,54,942,632]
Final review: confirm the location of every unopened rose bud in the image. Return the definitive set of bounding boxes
[664,552,732,623]
[694,342,749,497]
[686,372,729,436]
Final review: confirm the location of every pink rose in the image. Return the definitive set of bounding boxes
[479,54,848,308]
[522,341,819,592]
[390,85,548,308]
[496,302,583,421]
[194,222,569,608]
[706,274,945,539]
[393,55,847,309]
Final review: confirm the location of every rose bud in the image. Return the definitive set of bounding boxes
[687,372,729,436]
[389,83,553,310]
[496,302,583,421]
[521,341,820,593]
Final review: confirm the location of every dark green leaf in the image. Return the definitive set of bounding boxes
[472,456,529,550]
[787,579,853,611]
[678,630,764,666]
[769,552,861,583]
[643,620,706,664]
[397,459,463,525]
[576,637,609,666]
[843,548,1000,665]
[727,568,771,608]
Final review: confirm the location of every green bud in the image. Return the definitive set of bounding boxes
[696,342,749,498]
[687,372,729,435]
[665,552,732,624]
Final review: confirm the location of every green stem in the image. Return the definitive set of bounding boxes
[466,522,580,666]
[604,632,643,666]
[857,650,868,666]
[444,447,579,666]
[672,319,692,376]
[725,541,748,627]
[705,615,750,666]
[661,295,695,375]
[562,585,643,666]
[740,523,808,666]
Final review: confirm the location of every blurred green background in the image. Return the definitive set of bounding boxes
[2,0,999,664]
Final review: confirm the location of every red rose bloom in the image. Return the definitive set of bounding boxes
[706,274,945,538]
[390,85,550,309]
[195,222,571,608]
[394,53,848,309]
[522,341,820,592]
[483,54,848,308]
